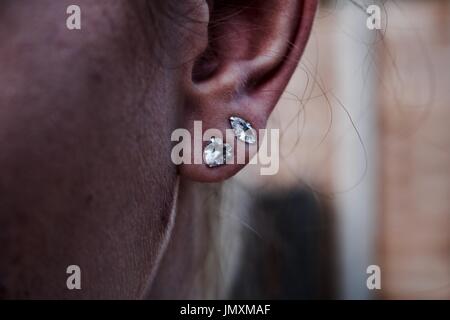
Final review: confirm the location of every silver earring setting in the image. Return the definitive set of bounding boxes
[203,116,256,167]
[229,116,257,144]
[203,137,232,168]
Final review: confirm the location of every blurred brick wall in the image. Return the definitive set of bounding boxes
[379,0,450,299]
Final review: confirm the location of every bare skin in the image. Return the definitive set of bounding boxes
[0,0,317,299]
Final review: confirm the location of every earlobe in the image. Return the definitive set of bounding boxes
[178,0,318,182]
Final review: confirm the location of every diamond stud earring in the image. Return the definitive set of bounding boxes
[203,137,232,167]
[229,116,257,144]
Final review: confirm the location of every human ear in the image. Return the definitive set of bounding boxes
[176,0,318,182]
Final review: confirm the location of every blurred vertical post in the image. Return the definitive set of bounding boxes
[333,0,379,299]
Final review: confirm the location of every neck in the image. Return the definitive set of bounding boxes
[145,178,224,299]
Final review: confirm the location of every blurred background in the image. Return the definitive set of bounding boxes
[222,0,450,299]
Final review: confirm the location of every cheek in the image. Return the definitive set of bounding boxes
[0,1,180,298]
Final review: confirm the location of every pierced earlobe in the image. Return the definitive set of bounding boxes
[203,116,257,169]
[229,116,257,144]
[203,137,232,168]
